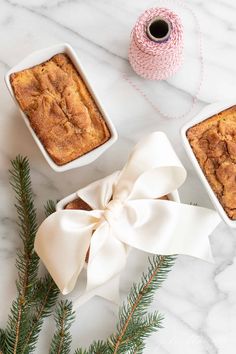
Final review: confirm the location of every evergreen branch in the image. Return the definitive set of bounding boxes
[5,156,39,354]
[75,255,176,354]
[49,301,75,354]
[20,202,59,353]
[74,340,109,354]
[109,255,176,353]
[4,158,59,354]
[117,312,163,348]
[0,329,6,353]
[132,341,145,354]
[21,276,59,354]
[44,200,56,217]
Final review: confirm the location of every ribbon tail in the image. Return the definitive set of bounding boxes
[116,200,221,263]
[86,222,128,293]
[69,222,126,309]
[95,274,120,304]
[72,274,120,310]
[114,132,186,200]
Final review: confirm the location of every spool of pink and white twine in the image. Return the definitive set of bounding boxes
[129,8,184,80]
[127,4,204,119]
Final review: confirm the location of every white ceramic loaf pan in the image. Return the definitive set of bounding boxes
[5,43,118,172]
[181,101,236,228]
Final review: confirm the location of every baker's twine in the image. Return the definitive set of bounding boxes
[126,1,204,120]
[129,7,184,81]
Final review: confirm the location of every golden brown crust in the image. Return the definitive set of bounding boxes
[10,54,111,165]
[158,195,169,201]
[65,198,92,211]
[64,195,169,211]
[187,106,236,220]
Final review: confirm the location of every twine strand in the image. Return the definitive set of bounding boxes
[126,1,204,120]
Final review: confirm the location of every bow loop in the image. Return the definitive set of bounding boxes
[35,209,97,295]
[113,132,186,201]
[77,171,120,210]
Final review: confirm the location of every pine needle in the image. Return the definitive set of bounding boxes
[74,340,110,354]
[3,156,59,354]
[49,300,75,354]
[20,200,59,353]
[44,200,56,217]
[21,276,59,353]
[5,156,39,354]
[0,329,6,353]
[74,255,176,354]
[109,255,176,353]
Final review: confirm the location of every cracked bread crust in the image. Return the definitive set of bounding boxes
[187,106,236,220]
[10,53,111,165]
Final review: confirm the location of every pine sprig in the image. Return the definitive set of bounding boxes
[10,156,39,285]
[74,340,110,354]
[44,200,56,217]
[21,276,59,354]
[5,156,39,354]
[20,200,59,353]
[74,255,176,354]
[108,255,176,353]
[0,329,6,353]
[49,301,75,354]
[3,156,59,354]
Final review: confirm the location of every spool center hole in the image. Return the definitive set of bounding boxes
[149,19,169,39]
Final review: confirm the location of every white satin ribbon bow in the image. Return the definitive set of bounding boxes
[35,132,220,307]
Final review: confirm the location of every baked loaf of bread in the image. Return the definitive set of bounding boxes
[10,54,110,165]
[65,195,169,211]
[65,197,92,212]
[187,106,236,220]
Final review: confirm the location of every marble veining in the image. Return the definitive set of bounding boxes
[0,0,236,353]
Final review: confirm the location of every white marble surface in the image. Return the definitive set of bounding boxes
[0,0,236,353]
